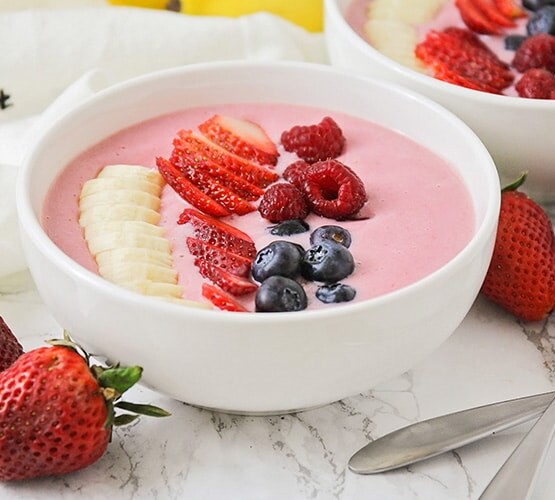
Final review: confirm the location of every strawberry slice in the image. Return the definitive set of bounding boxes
[186,237,253,277]
[178,208,257,259]
[201,283,248,312]
[175,130,278,188]
[174,160,255,216]
[156,157,230,218]
[195,258,258,296]
[171,138,264,201]
[454,0,510,34]
[494,0,526,19]
[198,114,279,166]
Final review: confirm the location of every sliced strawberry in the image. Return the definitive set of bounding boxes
[175,130,279,188]
[455,0,506,34]
[198,114,279,166]
[170,143,264,201]
[432,61,504,93]
[195,258,258,296]
[173,160,255,216]
[494,0,526,19]
[156,157,230,217]
[201,283,249,312]
[178,208,257,259]
[186,237,253,277]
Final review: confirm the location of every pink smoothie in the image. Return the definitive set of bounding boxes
[42,103,475,311]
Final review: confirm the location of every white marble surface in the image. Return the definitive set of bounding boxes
[1,231,555,500]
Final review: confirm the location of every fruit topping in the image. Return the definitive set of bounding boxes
[454,0,514,35]
[255,276,308,312]
[282,159,310,190]
[310,225,352,248]
[481,174,555,321]
[178,208,257,259]
[258,183,309,223]
[186,237,253,277]
[173,129,278,188]
[527,5,555,35]
[156,157,231,218]
[251,241,304,282]
[316,283,357,304]
[504,34,527,50]
[0,316,24,372]
[195,258,258,296]
[198,114,279,166]
[513,33,555,73]
[415,27,514,93]
[524,0,555,11]
[269,218,310,236]
[0,332,169,481]
[201,283,248,312]
[301,159,367,220]
[494,0,527,19]
[280,116,345,164]
[515,67,555,97]
[301,242,355,283]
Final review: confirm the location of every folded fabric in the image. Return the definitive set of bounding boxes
[0,6,327,285]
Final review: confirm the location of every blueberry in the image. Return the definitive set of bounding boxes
[269,219,310,236]
[301,242,355,283]
[504,34,527,50]
[527,6,555,35]
[310,225,352,248]
[316,283,357,304]
[524,0,555,12]
[255,276,308,312]
[251,240,303,283]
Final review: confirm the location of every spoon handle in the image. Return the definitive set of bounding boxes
[478,396,555,500]
[349,391,555,475]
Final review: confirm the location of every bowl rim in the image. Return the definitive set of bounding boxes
[323,0,555,109]
[17,60,501,323]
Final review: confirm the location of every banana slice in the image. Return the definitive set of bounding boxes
[368,0,447,24]
[78,164,206,307]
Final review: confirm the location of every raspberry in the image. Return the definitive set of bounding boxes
[258,183,309,223]
[515,68,555,98]
[282,160,310,190]
[280,117,345,164]
[513,33,555,73]
[301,159,367,220]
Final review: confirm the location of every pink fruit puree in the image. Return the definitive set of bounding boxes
[345,0,528,96]
[42,103,474,311]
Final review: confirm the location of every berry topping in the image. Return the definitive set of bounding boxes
[186,237,253,277]
[0,316,24,372]
[283,160,310,190]
[316,283,357,304]
[415,28,514,93]
[504,34,527,50]
[513,33,555,73]
[178,208,257,258]
[195,258,258,296]
[269,218,310,236]
[455,0,514,35]
[301,159,367,220]
[310,225,352,248]
[198,114,279,166]
[255,276,308,312]
[201,283,248,312]
[301,242,355,283]
[258,183,309,223]
[515,68,555,98]
[524,0,555,11]
[494,0,527,19]
[251,241,304,283]
[280,117,345,164]
[527,5,555,35]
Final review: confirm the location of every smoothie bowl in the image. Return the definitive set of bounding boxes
[324,0,555,203]
[17,62,499,414]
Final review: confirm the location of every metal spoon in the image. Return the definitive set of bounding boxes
[349,391,555,474]
[478,396,555,499]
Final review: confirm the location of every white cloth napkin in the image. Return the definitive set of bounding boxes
[0,5,327,286]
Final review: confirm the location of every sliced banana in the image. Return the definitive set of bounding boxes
[78,164,206,307]
[368,0,447,24]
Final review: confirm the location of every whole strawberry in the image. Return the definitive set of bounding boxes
[0,316,24,372]
[481,174,555,321]
[0,333,169,481]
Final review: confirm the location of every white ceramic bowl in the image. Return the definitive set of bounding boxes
[324,0,555,203]
[17,61,499,414]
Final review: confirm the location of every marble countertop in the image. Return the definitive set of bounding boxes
[0,207,554,500]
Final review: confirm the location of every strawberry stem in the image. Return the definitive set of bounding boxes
[501,171,528,193]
